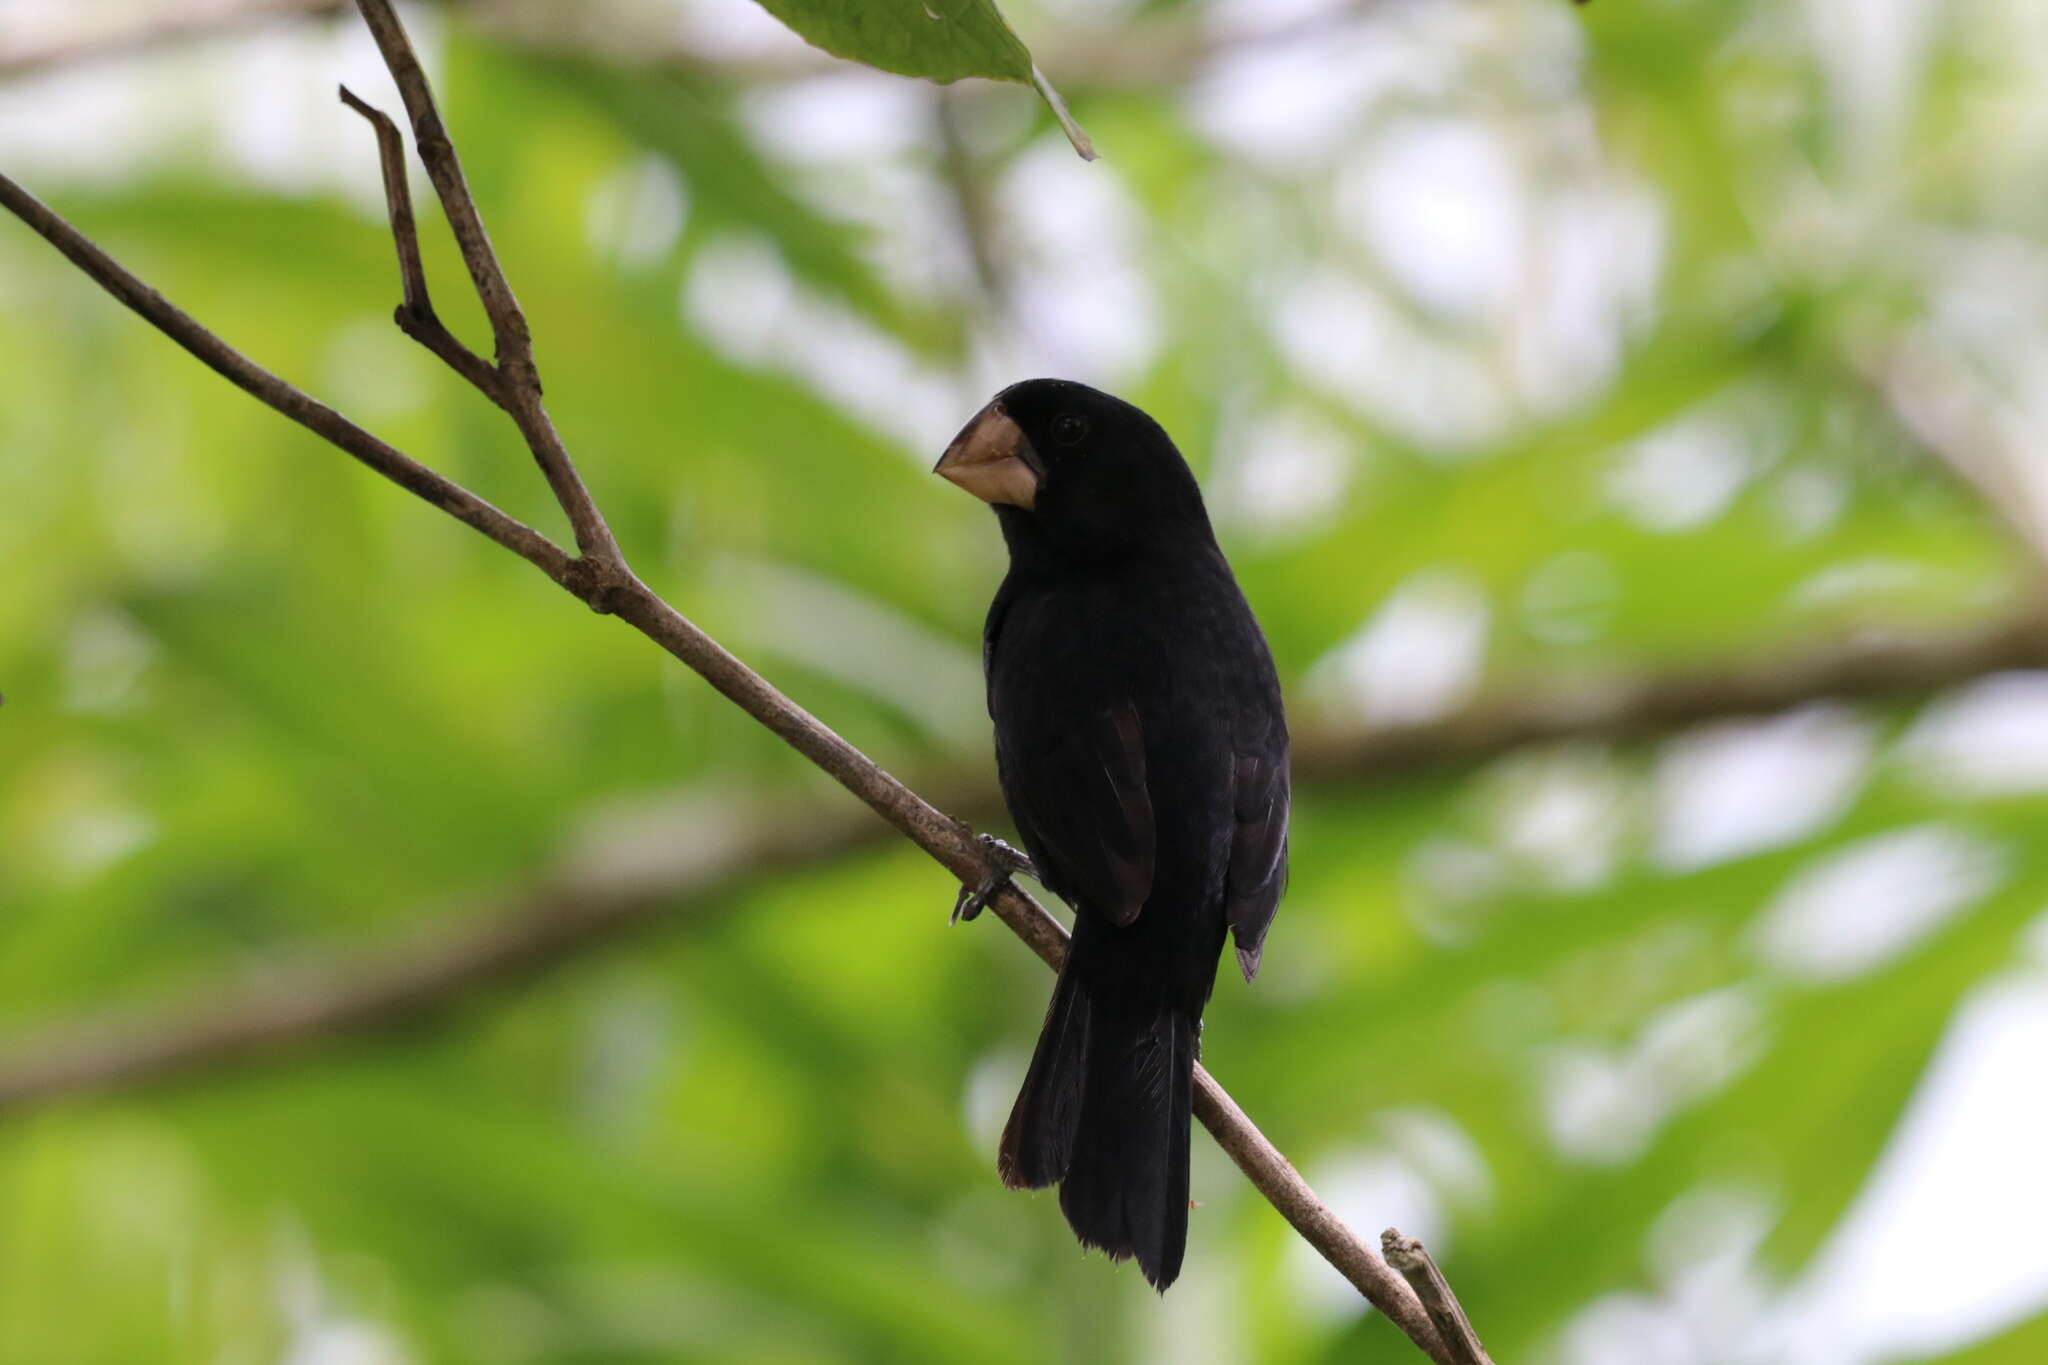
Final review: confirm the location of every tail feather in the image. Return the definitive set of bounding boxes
[1058,1006,1195,1291]
[1000,927,1201,1292]
[999,964,1092,1190]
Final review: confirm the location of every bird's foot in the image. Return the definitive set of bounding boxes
[952,834,1039,924]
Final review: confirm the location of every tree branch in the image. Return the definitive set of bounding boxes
[338,84,504,398]
[1384,1230,1496,1365]
[0,5,1466,1358]
[348,0,624,570]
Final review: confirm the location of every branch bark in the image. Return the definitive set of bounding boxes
[0,4,1466,1358]
[349,0,623,569]
[339,84,504,398]
[1384,1230,1496,1365]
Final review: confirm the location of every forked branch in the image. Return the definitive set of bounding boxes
[350,0,622,570]
[338,83,502,399]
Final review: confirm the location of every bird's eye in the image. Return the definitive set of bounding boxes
[1052,414,1088,446]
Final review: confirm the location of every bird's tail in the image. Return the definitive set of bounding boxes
[998,955,1196,1292]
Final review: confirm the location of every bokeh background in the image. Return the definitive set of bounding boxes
[6,0,2048,1361]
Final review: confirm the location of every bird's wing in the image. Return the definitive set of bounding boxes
[1224,739,1290,982]
[982,576,1016,718]
[1002,699,1155,926]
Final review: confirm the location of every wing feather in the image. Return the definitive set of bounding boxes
[1003,700,1154,926]
[1224,742,1289,981]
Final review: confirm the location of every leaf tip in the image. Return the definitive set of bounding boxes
[1029,63,1096,161]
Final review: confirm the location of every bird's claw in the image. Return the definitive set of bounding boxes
[951,834,1039,924]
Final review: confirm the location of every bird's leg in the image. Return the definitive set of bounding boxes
[952,834,1039,924]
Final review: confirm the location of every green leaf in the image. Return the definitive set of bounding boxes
[753,0,1030,83]
[747,0,1095,158]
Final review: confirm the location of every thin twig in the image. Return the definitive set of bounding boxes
[0,17,1464,1362]
[350,2,527,384]
[1383,1230,1495,1365]
[350,0,624,569]
[338,83,504,400]
[1197,1080,1436,1329]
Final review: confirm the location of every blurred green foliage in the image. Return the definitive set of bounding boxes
[3,1,2048,1363]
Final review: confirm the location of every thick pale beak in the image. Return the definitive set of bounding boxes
[935,400,1040,509]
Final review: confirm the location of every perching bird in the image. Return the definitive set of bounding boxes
[936,378,1289,1291]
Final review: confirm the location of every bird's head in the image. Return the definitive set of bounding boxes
[935,378,1211,567]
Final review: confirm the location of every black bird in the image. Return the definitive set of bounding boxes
[936,378,1289,1291]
